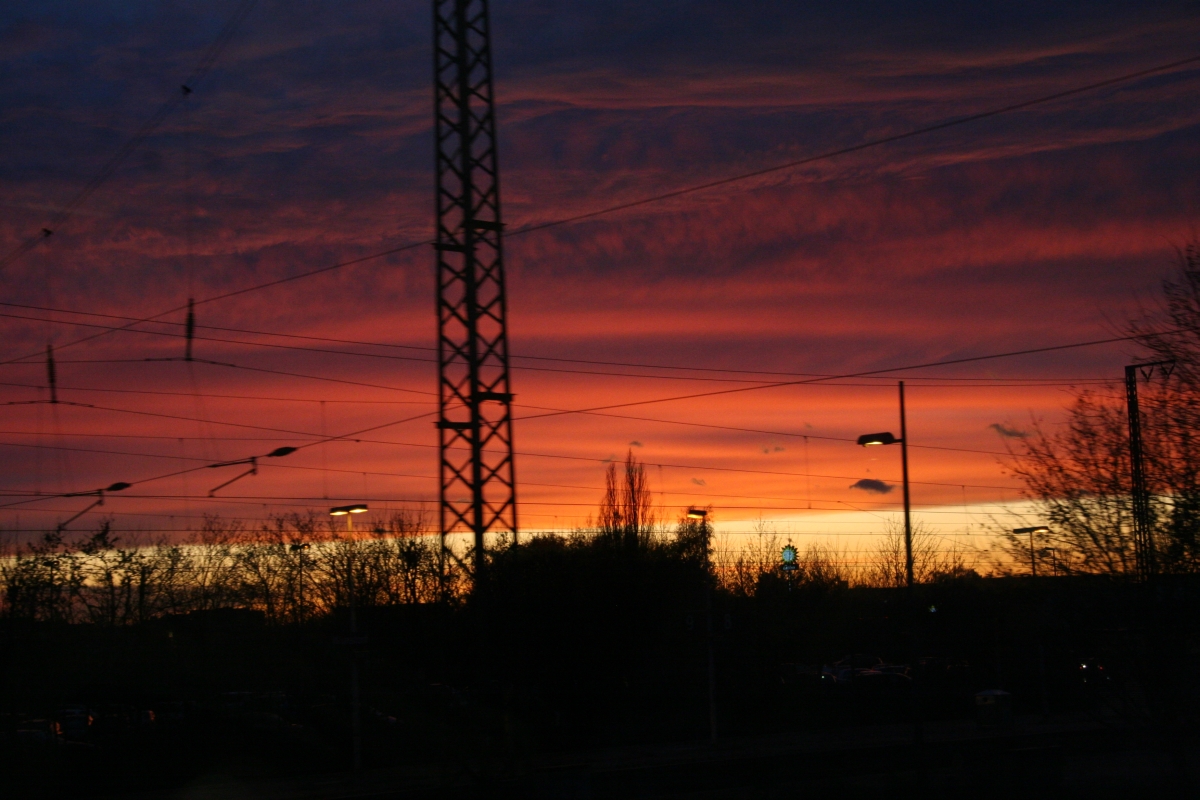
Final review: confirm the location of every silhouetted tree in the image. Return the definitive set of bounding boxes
[598,450,657,550]
[1002,242,1200,575]
[863,520,967,587]
[0,508,444,623]
[717,517,856,594]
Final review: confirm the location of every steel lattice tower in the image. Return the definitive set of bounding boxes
[434,0,517,568]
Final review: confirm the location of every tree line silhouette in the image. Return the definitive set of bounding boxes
[1,509,449,625]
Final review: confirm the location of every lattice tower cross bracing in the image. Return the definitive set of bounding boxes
[433,0,518,568]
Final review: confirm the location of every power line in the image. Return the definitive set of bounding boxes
[0,438,1025,512]
[44,400,375,441]
[513,406,1020,457]
[0,429,296,443]
[0,378,433,406]
[0,439,435,481]
[0,371,1043,458]
[0,386,1032,472]
[511,330,1174,421]
[0,0,259,273]
[0,401,449,511]
[0,306,1112,388]
[8,53,1197,366]
[3,397,1026,493]
[1,491,1022,514]
[0,406,1021,513]
[505,448,1023,492]
[11,318,1136,430]
[505,54,1200,237]
[0,300,1118,384]
[11,356,440,397]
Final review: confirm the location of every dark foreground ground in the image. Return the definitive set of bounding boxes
[8,712,1198,799]
[5,569,1200,797]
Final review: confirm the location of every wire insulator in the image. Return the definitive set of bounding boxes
[46,343,58,404]
[185,297,195,361]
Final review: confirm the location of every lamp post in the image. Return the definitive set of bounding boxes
[330,503,367,770]
[857,381,913,591]
[859,388,926,747]
[1013,526,1049,577]
[687,507,718,743]
[289,542,310,622]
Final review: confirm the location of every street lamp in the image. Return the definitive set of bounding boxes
[289,542,310,622]
[330,503,368,531]
[684,507,717,742]
[1013,525,1050,577]
[330,504,367,771]
[857,381,913,591]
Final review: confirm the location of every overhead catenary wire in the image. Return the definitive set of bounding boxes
[5,53,1197,368]
[0,405,444,511]
[0,491,1028,515]
[0,370,1033,459]
[0,378,435,405]
[9,313,1157,417]
[0,0,259,274]
[0,414,1023,511]
[0,439,1027,511]
[11,356,440,397]
[6,44,1183,542]
[0,381,1032,465]
[509,330,1184,422]
[0,306,1117,388]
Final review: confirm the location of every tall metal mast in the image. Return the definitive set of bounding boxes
[434,0,517,570]
[1126,360,1171,581]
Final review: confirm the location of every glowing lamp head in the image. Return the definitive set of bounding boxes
[330,504,368,517]
[686,508,707,520]
[1013,525,1049,534]
[857,432,898,447]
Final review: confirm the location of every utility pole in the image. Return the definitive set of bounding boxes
[687,508,718,741]
[899,381,913,591]
[1126,361,1172,582]
[433,0,518,575]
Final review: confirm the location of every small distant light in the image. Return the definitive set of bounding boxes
[928,605,937,613]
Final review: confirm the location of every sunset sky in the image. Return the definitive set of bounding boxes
[2,1,1199,567]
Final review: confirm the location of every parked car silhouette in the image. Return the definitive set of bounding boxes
[16,718,61,746]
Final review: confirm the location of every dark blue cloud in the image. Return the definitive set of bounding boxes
[851,478,894,494]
